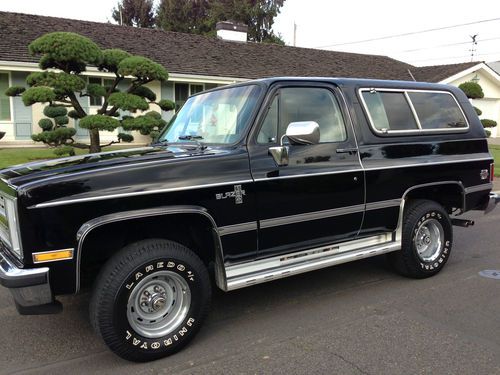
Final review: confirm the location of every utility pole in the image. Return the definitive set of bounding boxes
[293,22,297,47]
[119,5,123,26]
[470,34,478,61]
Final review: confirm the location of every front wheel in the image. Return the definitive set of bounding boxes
[389,199,453,278]
[90,239,211,362]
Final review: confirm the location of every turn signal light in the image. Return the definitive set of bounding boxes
[32,249,74,264]
[491,163,495,182]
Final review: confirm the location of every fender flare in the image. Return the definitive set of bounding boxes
[75,205,226,292]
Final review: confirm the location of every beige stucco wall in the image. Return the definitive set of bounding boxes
[447,69,500,138]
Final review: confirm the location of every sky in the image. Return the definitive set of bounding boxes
[1,0,500,67]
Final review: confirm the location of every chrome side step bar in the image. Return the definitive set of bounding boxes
[223,233,400,291]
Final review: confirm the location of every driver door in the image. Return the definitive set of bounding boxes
[248,83,365,257]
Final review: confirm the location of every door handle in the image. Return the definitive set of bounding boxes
[336,148,358,154]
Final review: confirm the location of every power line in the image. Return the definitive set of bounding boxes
[315,17,500,49]
[409,51,500,64]
[397,36,500,53]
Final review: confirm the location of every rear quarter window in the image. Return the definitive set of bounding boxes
[360,88,469,135]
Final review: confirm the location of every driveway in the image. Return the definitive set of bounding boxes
[1,208,500,374]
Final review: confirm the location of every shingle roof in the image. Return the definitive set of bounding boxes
[410,62,480,83]
[0,11,482,83]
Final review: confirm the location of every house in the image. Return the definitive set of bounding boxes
[0,11,499,145]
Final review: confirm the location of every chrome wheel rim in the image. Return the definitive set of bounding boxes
[414,218,444,262]
[127,270,191,338]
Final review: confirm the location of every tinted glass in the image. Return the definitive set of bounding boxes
[280,87,347,143]
[408,92,467,129]
[0,73,10,121]
[362,91,418,131]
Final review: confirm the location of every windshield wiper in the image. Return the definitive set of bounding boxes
[178,135,204,140]
[152,139,169,146]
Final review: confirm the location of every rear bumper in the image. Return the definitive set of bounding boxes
[0,245,61,314]
[485,192,500,214]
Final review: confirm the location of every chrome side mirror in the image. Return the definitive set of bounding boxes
[268,121,320,167]
[284,121,320,145]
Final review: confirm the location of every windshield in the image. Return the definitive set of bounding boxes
[160,84,262,145]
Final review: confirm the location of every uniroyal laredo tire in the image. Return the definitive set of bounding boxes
[389,199,453,279]
[89,239,211,362]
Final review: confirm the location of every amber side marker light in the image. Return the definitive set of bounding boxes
[32,249,74,264]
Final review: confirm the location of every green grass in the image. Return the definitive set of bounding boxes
[490,144,500,177]
[0,146,131,169]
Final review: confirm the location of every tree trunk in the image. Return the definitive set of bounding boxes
[89,129,101,153]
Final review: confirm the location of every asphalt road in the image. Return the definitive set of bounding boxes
[1,207,499,375]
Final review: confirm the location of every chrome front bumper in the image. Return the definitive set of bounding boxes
[0,245,60,314]
[485,192,500,214]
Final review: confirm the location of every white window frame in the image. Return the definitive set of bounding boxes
[88,77,115,108]
[173,82,206,103]
[358,88,470,135]
[0,71,14,124]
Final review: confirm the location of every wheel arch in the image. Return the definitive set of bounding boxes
[75,205,226,293]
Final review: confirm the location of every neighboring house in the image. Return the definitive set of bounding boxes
[0,11,499,145]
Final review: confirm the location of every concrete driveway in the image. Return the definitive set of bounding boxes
[1,207,499,375]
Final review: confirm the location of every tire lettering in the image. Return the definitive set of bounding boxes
[177,264,185,272]
[151,342,161,349]
[126,330,132,340]
[173,334,178,341]
[179,327,188,336]
[167,261,175,268]
[126,282,134,290]
[140,342,148,350]
[133,338,141,346]
[145,265,154,273]
[164,338,172,346]
[135,272,143,280]
[187,318,195,327]
[157,261,164,268]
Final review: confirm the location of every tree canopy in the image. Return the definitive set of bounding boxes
[6,32,174,154]
[119,0,286,44]
[112,0,156,27]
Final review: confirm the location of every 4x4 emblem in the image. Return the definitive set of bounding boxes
[480,169,489,180]
[216,185,246,204]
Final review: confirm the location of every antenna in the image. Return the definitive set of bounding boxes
[469,34,478,61]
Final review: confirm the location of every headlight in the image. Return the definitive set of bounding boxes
[0,195,22,260]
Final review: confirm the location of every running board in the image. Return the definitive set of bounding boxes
[224,233,400,291]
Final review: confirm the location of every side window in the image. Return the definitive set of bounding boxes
[257,87,347,144]
[362,91,418,131]
[257,95,278,144]
[280,87,347,143]
[408,92,467,129]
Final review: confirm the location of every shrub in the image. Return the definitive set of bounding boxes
[458,81,484,99]
[473,106,482,116]
[481,119,497,128]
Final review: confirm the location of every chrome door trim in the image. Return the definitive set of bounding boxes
[365,199,402,211]
[259,204,366,229]
[75,205,226,292]
[219,221,258,236]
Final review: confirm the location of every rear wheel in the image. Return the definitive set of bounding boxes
[389,199,453,278]
[90,239,211,362]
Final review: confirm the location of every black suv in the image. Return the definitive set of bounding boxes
[0,78,498,362]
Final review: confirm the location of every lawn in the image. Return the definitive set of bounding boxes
[490,144,500,177]
[0,146,131,169]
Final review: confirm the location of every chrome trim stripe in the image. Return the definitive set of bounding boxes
[464,183,493,194]
[219,221,258,236]
[260,204,366,229]
[32,248,74,264]
[253,168,363,182]
[366,199,402,211]
[363,157,492,171]
[33,179,254,209]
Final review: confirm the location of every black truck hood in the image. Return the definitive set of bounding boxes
[0,145,221,189]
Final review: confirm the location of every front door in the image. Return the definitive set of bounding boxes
[248,83,365,257]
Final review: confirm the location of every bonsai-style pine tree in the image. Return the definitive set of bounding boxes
[5,32,175,153]
[458,81,497,138]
